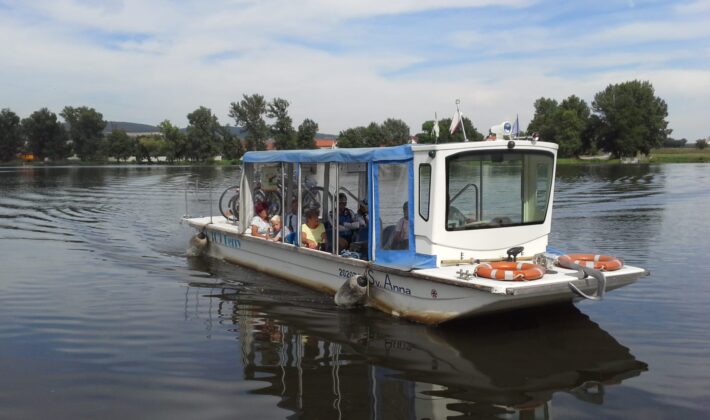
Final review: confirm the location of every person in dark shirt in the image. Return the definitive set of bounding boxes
[333,193,357,250]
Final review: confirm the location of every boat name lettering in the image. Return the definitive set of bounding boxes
[384,338,412,353]
[209,231,241,249]
[368,272,411,295]
[338,268,359,278]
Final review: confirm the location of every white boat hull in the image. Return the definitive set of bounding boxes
[186,218,648,325]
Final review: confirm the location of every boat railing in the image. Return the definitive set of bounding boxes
[449,183,480,221]
[182,179,226,224]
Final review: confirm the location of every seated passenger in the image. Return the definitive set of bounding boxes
[269,215,283,241]
[283,198,299,244]
[331,193,357,250]
[251,201,271,239]
[284,198,298,235]
[301,208,327,250]
[353,199,369,243]
[390,201,409,250]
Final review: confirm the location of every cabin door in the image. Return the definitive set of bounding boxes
[372,162,414,267]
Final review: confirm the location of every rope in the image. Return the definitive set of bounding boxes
[564,261,607,300]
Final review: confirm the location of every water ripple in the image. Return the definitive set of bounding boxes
[1,164,709,419]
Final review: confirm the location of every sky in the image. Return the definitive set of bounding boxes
[1,0,709,140]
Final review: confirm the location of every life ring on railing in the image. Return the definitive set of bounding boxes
[474,261,546,281]
[557,254,623,271]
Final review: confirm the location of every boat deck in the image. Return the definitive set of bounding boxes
[185,216,648,296]
[414,263,647,295]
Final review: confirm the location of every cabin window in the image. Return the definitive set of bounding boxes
[419,164,431,221]
[378,163,410,250]
[300,163,325,211]
[250,163,282,217]
[296,163,335,251]
[445,151,554,230]
[338,163,369,259]
[281,163,297,244]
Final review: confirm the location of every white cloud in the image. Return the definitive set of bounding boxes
[586,19,710,45]
[1,0,708,141]
[675,0,710,14]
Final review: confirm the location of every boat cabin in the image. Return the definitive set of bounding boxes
[239,140,558,269]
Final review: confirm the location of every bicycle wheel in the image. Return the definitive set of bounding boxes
[265,190,282,216]
[254,188,267,204]
[302,186,323,210]
[219,185,240,221]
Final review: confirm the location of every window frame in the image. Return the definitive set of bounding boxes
[418,163,432,221]
[444,150,554,231]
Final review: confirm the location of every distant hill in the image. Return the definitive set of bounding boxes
[104,121,159,134]
[104,121,334,139]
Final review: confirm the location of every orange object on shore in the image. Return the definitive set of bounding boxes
[474,261,546,281]
[558,254,623,271]
[18,153,35,162]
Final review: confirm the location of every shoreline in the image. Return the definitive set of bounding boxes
[3,148,708,167]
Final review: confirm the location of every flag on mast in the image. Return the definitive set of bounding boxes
[431,113,440,140]
[512,114,520,137]
[449,108,461,134]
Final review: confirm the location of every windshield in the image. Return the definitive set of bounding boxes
[446,150,554,230]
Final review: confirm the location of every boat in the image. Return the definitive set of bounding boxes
[183,139,648,324]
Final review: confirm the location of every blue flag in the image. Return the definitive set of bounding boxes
[512,114,520,136]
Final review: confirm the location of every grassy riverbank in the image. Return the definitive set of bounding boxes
[647,147,710,163]
[558,147,710,165]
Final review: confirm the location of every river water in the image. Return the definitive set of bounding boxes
[0,163,708,419]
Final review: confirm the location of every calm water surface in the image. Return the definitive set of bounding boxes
[0,164,708,419]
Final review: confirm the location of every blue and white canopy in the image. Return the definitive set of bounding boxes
[242,144,413,164]
[243,143,435,270]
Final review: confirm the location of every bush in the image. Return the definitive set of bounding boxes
[663,137,687,148]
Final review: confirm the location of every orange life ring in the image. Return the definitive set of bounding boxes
[558,254,623,271]
[474,261,546,281]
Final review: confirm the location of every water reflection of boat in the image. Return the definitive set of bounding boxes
[188,272,646,419]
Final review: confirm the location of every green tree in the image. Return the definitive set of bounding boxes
[61,106,106,160]
[581,114,605,155]
[663,137,687,148]
[527,98,559,144]
[0,108,22,161]
[416,117,483,144]
[336,126,368,148]
[696,139,708,150]
[221,126,245,160]
[416,121,433,144]
[158,120,186,163]
[553,95,590,157]
[185,106,223,161]
[135,134,168,163]
[527,96,589,157]
[362,122,384,147]
[106,129,136,162]
[381,118,410,146]
[296,118,319,149]
[229,94,269,151]
[454,117,484,143]
[268,98,296,150]
[22,108,70,161]
[591,80,670,158]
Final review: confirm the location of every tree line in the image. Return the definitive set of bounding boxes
[0,80,696,163]
[526,80,674,158]
[335,80,690,158]
[0,94,322,163]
